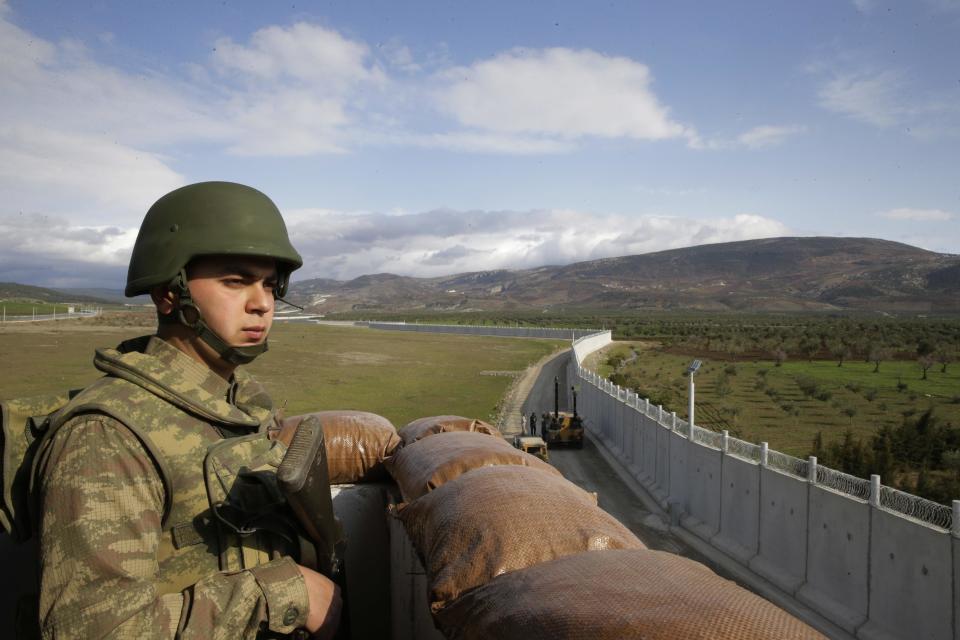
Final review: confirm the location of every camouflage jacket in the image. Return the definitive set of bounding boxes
[32,336,310,639]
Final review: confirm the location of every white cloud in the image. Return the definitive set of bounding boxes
[818,70,905,127]
[380,38,421,74]
[0,213,139,287]
[283,208,792,281]
[434,48,694,144]
[852,0,876,13]
[213,22,385,89]
[0,197,793,287]
[814,64,958,134]
[877,208,955,222]
[736,125,806,149]
[0,126,184,218]
[412,131,574,154]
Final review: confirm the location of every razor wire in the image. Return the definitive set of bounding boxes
[691,426,724,450]
[725,436,762,462]
[879,485,953,530]
[816,466,871,501]
[765,449,809,479]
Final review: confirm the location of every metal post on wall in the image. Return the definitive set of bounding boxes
[687,360,702,428]
[807,456,818,484]
[869,475,881,507]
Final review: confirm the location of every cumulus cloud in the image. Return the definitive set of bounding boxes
[877,208,955,222]
[433,48,695,144]
[0,199,793,287]
[283,208,792,281]
[0,213,138,287]
[213,22,384,88]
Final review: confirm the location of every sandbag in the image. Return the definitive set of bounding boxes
[398,465,645,610]
[435,549,826,640]
[280,410,401,484]
[399,415,501,446]
[386,431,560,502]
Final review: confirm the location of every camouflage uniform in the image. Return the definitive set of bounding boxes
[33,335,310,639]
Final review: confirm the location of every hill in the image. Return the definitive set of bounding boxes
[0,282,110,305]
[289,237,960,315]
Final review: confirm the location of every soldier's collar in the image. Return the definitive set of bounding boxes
[92,335,261,429]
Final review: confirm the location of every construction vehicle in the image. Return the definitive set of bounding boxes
[541,376,584,449]
[513,435,550,462]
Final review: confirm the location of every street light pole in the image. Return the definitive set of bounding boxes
[687,359,702,428]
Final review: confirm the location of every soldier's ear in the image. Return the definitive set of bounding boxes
[150,286,178,316]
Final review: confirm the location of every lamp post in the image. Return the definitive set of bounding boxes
[687,359,702,428]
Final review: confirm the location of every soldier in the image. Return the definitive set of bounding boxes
[529,411,538,436]
[32,182,341,638]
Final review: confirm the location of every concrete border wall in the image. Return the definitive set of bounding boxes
[715,454,761,565]
[368,322,597,340]
[797,486,870,632]
[751,467,809,593]
[567,330,957,640]
[683,441,722,541]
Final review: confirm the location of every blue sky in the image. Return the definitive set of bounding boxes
[1,0,958,288]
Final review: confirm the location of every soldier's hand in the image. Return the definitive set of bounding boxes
[296,564,342,639]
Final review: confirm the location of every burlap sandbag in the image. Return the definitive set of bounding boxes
[280,410,401,484]
[399,465,645,610]
[435,549,825,640]
[399,415,501,446]
[386,431,561,502]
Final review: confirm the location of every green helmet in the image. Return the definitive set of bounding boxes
[125,181,302,297]
[126,181,303,365]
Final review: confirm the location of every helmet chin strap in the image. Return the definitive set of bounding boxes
[162,270,268,366]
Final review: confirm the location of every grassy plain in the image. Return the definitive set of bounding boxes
[595,341,960,457]
[1,303,79,317]
[0,320,562,428]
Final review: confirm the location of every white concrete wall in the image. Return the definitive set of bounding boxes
[568,330,957,640]
[715,455,761,564]
[751,467,809,593]
[683,441,722,541]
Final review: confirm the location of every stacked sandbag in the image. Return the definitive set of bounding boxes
[280,410,401,484]
[397,465,646,610]
[399,415,501,446]
[386,431,560,501]
[388,414,825,639]
[435,548,826,640]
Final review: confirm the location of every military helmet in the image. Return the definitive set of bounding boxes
[125,181,302,297]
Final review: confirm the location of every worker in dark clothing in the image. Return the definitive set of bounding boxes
[529,411,538,436]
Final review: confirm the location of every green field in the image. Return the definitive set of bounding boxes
[0,322,562,428]
[594,342,960,457]
[0,303,79,317]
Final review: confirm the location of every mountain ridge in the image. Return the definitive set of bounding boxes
[288,236,960,314]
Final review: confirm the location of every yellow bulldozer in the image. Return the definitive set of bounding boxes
[541,376,584,449]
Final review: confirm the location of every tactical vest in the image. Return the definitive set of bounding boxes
[2,336,304,601]
[36,376,299,595]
